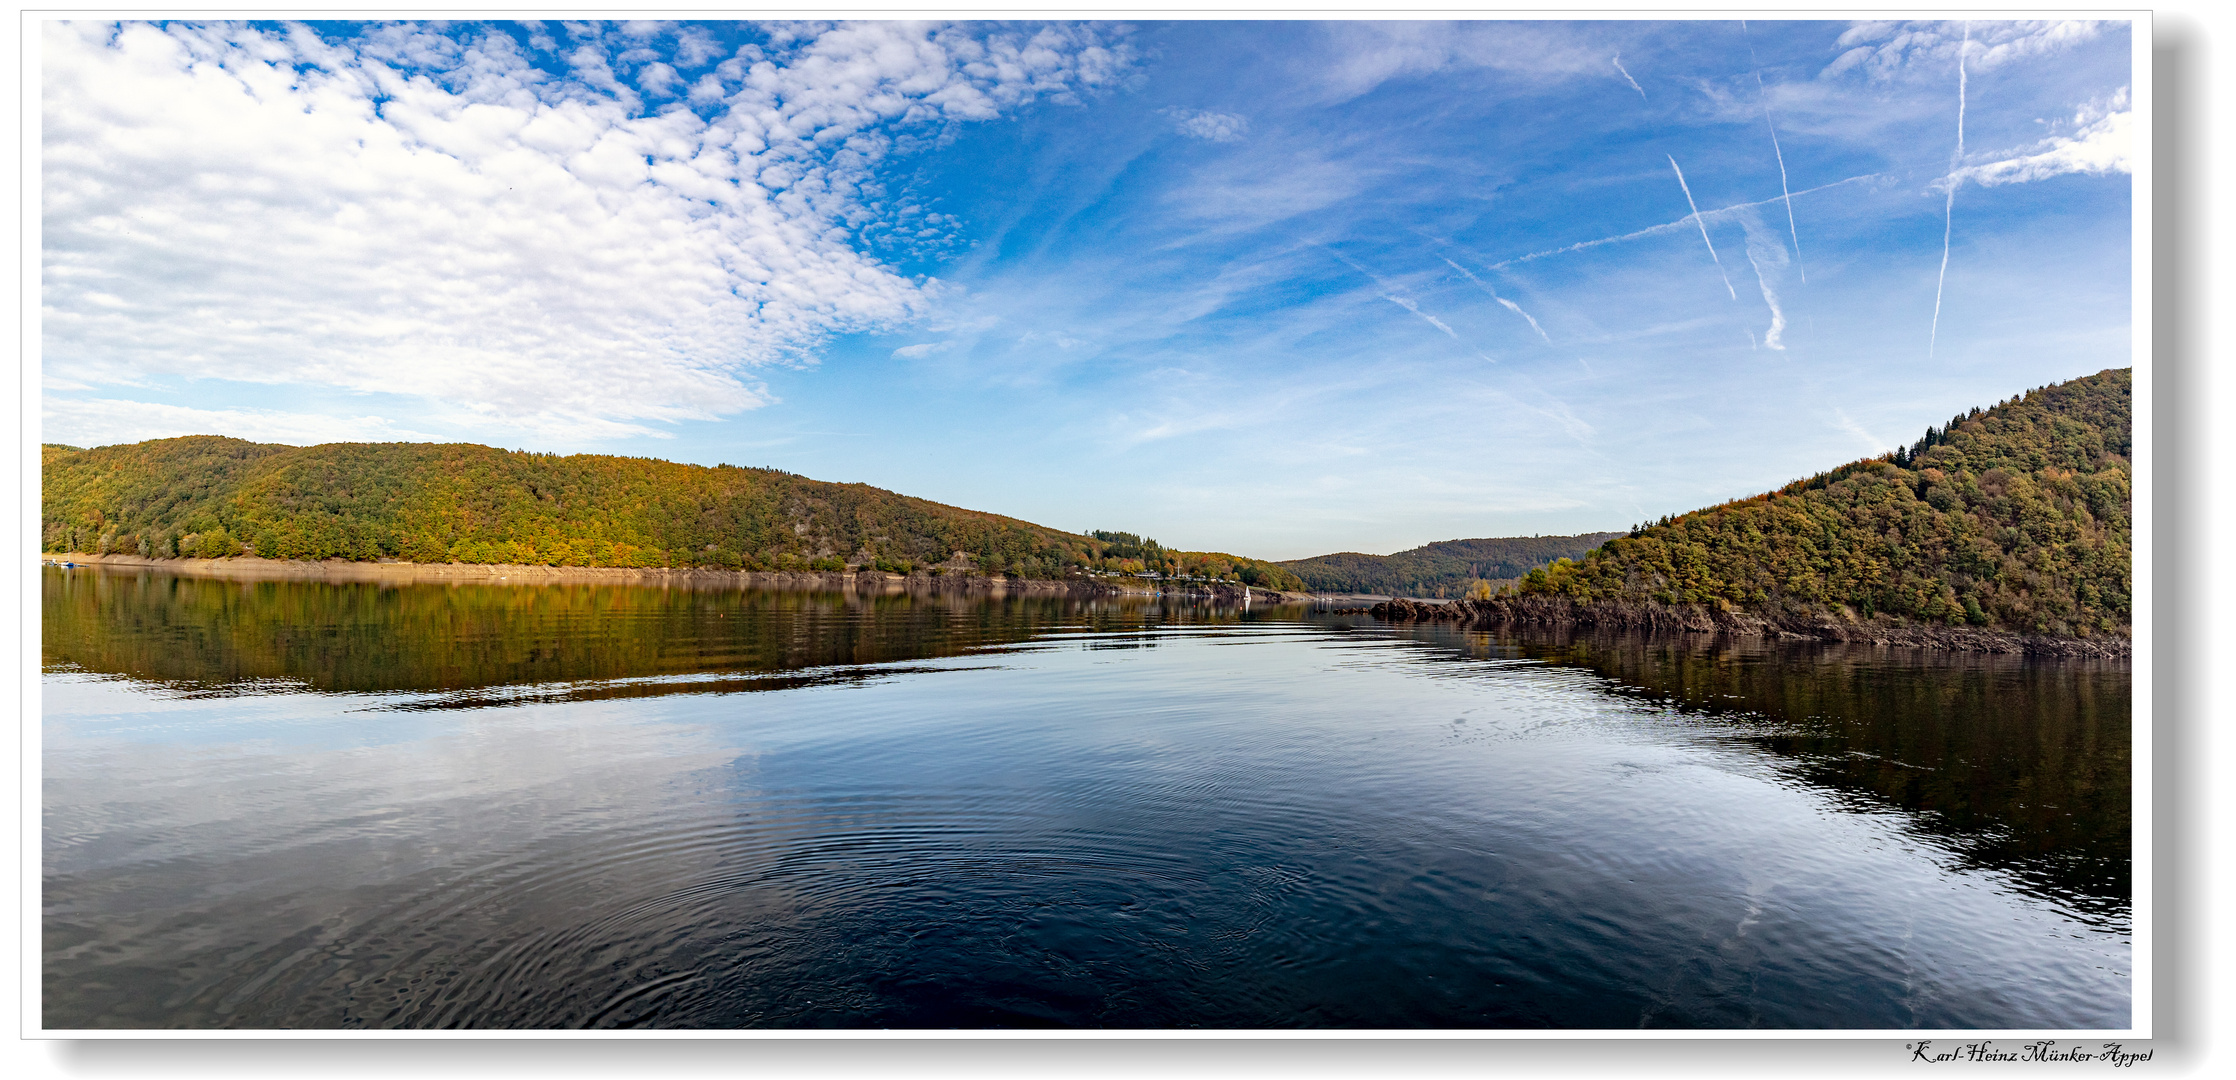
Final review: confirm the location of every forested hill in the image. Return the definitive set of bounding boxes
[1511,368,2131,638]
[1281,533,1621,598]
[39,439,1307,588]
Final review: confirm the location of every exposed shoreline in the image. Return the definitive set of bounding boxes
[1363,594,2130,659]
[37,552,1302,603]
[40,554,2127,657]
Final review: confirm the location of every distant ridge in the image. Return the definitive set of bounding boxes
[39,438,1306,589]
[1280,533,1621,598]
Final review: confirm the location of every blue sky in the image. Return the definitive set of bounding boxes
[41,19,2135,559]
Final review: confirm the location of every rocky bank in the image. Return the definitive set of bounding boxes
[1364,594,2129,659]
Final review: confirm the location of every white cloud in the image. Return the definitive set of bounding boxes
[1821,20,2107,82]
[636,60,681,96]
[1165,150,1374,234]
[1957,90,2132,186]
[1306,21,1606,102]
[41,20,1134,441]
[1164,108,1248,142]
[43,397,445,448]
[1017,330,1088,349]
[673,26,723,68]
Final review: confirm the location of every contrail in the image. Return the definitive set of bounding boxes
[1491,297,1550,343]
[1741,22,1806,283]
[1757,79,1805,284]
[1736,207,1792,349]
[1930,22,1969,358]
[1487,388,1596,442]
[1746,247,1787,349]
[1668,155,1737,300]
[1832,407,1887,453]
[1323,243,1474,345]
[1492,173,1879,268]
[1612,54,1647,101]
[1384,293,1459,339]
[1442,257,1552,342]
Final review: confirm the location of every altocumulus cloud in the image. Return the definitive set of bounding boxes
[42,21,1133,440]
[1957,88,2132,187]
[1163,107,1248,142]
[1821,19,2106,82]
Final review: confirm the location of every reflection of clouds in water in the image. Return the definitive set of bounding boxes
[45,680,748,879]
[1396,622,2132,925]
[46,684,767,1025]
[44,618,2129,1028]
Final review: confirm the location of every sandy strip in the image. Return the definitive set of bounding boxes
[38,553,1308,602]
[38,553,1078,594]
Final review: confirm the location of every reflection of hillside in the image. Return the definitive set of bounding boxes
[1399,624,2130,921]
[40,567,1293,699]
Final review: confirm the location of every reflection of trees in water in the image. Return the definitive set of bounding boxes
[46,566,2126,919]
[40,567,1284,697]
[1404,623,2131,923]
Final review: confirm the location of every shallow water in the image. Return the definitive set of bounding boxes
[41,567,2130,1029]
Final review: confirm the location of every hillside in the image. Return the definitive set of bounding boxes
[40,439,1306,588]
[1281,533,1622,598]
[1501,368,2130,639]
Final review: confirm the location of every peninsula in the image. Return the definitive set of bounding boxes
[1370,368,2131,656]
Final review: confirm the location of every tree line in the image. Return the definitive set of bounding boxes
[1278,533,1624,598]
[40,439,1304,589]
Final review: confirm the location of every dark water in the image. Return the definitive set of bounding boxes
[41,567,2131,1029]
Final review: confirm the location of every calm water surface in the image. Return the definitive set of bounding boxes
[42,567,2130,1028]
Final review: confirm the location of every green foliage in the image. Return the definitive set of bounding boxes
[41,436,285,562]
[1082,528,1306,590]
[1280,533,1622,597]
[1513,368,2131,637]
[42,439,1316,588]
[1089,530,1164,564]
[185,528,242,559]
[45,439,1111,579]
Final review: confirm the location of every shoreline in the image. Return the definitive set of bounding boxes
[42,554,2121,656]
[1364,594,2130,659]
[37,552,1307,603]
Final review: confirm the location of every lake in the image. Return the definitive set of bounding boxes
[40,566,2131,1029]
